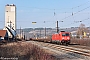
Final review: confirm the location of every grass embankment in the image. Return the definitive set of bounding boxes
[71,38,90,46]
[0,42,57,60]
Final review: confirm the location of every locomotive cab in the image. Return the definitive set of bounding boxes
[52,31,70,45]
[60,32,70,45]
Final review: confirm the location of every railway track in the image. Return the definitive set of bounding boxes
[30,41,90,57]
[1,40,90,58]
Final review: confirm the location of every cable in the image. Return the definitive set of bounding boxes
[61,18,90,27]
[60,5,90,21]
[72,1,90,9]
[17,1,90,11]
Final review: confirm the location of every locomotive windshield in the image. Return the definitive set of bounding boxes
[62,33,69,36]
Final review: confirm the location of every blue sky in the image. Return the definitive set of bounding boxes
[0,0,90,29]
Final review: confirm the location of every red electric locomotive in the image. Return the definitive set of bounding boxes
[52,31,70,45]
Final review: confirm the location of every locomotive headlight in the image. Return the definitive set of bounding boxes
[62,37,64,40]
[67,37,70,39]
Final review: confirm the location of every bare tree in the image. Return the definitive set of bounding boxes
[77,23,89,38]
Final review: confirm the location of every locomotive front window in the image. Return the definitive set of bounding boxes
[62,34,65,36]
[62,33,69,36]
[66,33,69,36]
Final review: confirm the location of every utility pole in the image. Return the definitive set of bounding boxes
[22,30,23,39]
[56,21,59,33]
[20,27,21,39]
[45,27,46,37]
[44,21,46,38]
[9,21,12,29]
[40,29,41,38]
[32,22,37,39]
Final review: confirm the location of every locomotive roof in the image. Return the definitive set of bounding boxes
[59,32,70,33]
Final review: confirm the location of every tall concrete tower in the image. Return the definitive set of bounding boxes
[5,4,16,30]
[4,4,16,38]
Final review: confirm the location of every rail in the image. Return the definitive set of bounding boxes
[31,41,90,57]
